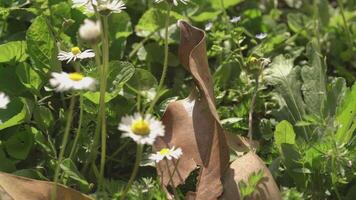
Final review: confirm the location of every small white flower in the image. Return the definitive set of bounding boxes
[205,22,213,31]
[149,146,182,163]
[230,16,241,23]
[79,19,101,42]
[261,57,271,66]
[58,47,95,63]
[0,92,10,109]
[50,72,97,92]
[255,33,267,40]
[155,0,189,6]
[73,0,126,13]
[118,113,165,145]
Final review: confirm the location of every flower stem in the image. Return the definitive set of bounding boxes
[164,159,179,200]
[148,3,171,113]
[157,3,172,93]
[99,15,110,191]
[69,94,83,159]
[51,95,76,200]
[119,144,143,200]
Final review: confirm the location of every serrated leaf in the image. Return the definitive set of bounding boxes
[0,41,27,63]
[26,15,59,73]
[301,40,327,116]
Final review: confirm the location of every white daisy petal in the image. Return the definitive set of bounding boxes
[118,113,165,145]
[0,92,10,109]
[57,47,95,63]
[49,72,97,92]
[255,33,267,40]
[79,19,101,42]
[72,0,126,13]
[149,146,183,163]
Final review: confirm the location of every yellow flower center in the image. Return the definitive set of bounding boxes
[71,47,81,55]
[131,119,150,135]
[159,148,170,156]
[69,73,84,81]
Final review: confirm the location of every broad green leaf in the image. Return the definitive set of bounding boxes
[265,56,306,126]
[84,61,135,104]
[0,41,27,63]
[60,158,90,192]
[109,11,132,59]
[325,78,347,117]
[210,0,244,9]
[127,68,158,91]
[0,65,27,95]
[335,83,356,144]
[4,126,34,160]
[135,8,185,37]
[301,41,327,116]
[33,106,54,131]
[287,13,310,36]
[274,120,296,150]
[26,15,59,73]
[0,145,16,173]
[16,62,43,93]
[13,169,48,180]
[0,98,29,131]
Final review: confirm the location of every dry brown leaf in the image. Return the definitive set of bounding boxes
[220,152,281,200]
[225,132,259,153]
[0,172,93,200]
[154,20,230,200]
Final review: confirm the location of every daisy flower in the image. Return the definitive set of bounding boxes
[155,0,189,6]
[58,47,95,63]
[118,113,165,145]
[230,16,241,23]
[79,19,101,42]
[49,72,97,92]
[149,146,182,163]
[205,22,213,31]
[0,92,10,109]
[255,33,267,40]
[72,0,126,13]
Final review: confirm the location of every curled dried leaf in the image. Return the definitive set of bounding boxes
[154,21,229,200]
[220,152,281,200]
[0,172,93,200]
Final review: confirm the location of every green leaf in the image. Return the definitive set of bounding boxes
[135,8,185,37]
[0,146,16,172]
[281,144,307,188]
[0,66,27,95]
[211,0,244,9]
[4,126,34,160]
[301,40,327,116]
[127,68,158,91]
[274,120,296,150]
[287,13,310,36]
[60,158,89,192]
[33,106,54,131]
[335,83,356,144]
[16,62,43,94]
[0,98,29,131]
[84,61,135,104]
[109,11,132,59]
[0,41,28,63]
[26,15,59,73]
[265,55,306,126]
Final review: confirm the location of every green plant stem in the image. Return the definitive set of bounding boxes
[164,159,179,200]
[69,94,83,159]
[336,0,353,50]
[51,95,76,200]
[99,15,110,191]
[157,3,172,94]
[120,144,144,200]
[248,76,259,142]
[82,45,102,173]
[146,4,171,113]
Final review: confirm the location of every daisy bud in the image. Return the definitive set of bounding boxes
[79,19,101,43]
